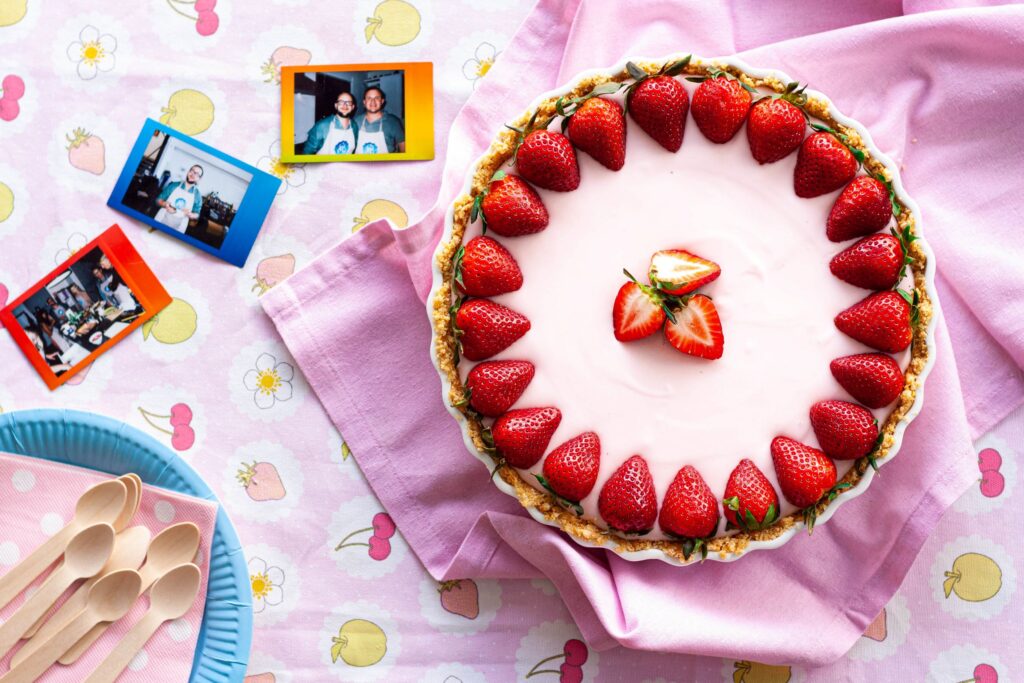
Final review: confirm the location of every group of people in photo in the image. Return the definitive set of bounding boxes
[303,86,406,156]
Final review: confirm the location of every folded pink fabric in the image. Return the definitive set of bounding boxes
[262,0,1024,665]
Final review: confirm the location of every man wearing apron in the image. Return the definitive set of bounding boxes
[302,92,360,155]
[154,164,204,233]
[353,86,405,154]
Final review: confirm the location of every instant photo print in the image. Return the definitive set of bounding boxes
[0,225,171,390]
[108,119,281,267]
[281,61,434,163]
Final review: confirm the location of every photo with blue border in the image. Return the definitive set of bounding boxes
[107,119,281,268]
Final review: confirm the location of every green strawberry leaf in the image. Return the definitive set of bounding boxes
[470,194,483,225]
[850,146,866,165]
[684,75,706,83]
[453,245,465,288]
[662,55,692,77]
[827,482,853,501]
[803,506,818,535]
[452,386,470,408]
[723,496,740,512]
[533,474,584,516]
[626,61,647,81]
[491,169,506,182]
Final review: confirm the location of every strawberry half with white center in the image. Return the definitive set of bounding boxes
[688,71,754,144]
[491,407,562,469]
[648,249,721,296]
[612,270,669,342]
[512,113,580,192]
[834,290,915,353]
[810,400,879,461]
[538,432,601,510]
[658,465,719,557]
[624,58,691,153]
[455,299,531,361]
[830,353,904,409]
[465,360,535,417]
[793,129,861,198]
[477,172,550,237]
[563,93,627,171]
[598,455,658,534]
[829,233,904,290]
[746,83,808,164]
[826,176,893,243]
[664,294,724,360]
[770,437,837,508]
[723,458,779,531]
[455,236,524,297]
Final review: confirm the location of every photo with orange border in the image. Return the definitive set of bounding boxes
[0,225,171,390]
[281,62,433,163]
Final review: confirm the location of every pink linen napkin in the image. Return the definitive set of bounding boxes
[261,0,1024,665]
[0,452,216,681]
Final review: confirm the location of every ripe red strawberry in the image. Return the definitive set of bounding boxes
[479,174,549,237]
[810,400,879,460]
[565,97,626,171]
[465,360,535,417]
[539,432,601,503]
[515,129,580,192]
[664,294,724,360]
[746,97,806,164]
[826,176,891,242]
[834,291,913,353]
[491,407,561,468]
[598,455,657,533]
[626,73,689,152]
[830,353,904,408]
[648,249,721,296]
[455,236,524,297]
[829,234,903,290]
[722,459,779,531]
[691,76,752,143]
[658,465,719,540]
[793,131,858,198]
[613,277,666,342]
[455,299,531,361]
[770,437,837,508]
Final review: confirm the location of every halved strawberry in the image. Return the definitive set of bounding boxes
[664,294,724,360]
[477,173,549,237]
[829,234,903,290]
[659,465,719,546]
[598,455,658,534]
[648,249,721,296]
[723,459,779,531]
[746,84,807,164]
[613,272,668,342]
[793,130,860,198]
[770,436,837,508]
[624,59,691,152]
[455,299,530,361]
[514,128,580,192]
[538,432,601,507]
[830,353,904,409]
[491,407,561,469]
[563,96,626,171]
[834,291,914,353]
[810,400,879,461]
[688,71,754,144]
[455,236,524,297]
[826,176,892,243]
[465,360,534,417]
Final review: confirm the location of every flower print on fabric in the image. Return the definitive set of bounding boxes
[66,26,116,80]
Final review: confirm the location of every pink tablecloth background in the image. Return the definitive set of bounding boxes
[262,0,1024,666]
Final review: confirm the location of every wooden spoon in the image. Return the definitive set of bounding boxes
[82,564,201,683]
[58,521,201,665]
[0,570,142,683]
[14,525,152,664]
[0,479,127,610]
[0,523,114,660]
[113,475,140,531]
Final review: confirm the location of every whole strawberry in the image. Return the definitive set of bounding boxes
[465,360,535,416]
[829,234,903,290]
[793,131,859,198]
[515,129,580,192]
[810,400,878,460]
[491,407,561,468]
[455,299,531,361]
[539,432,601,504]
[826,176,891,242]
[625,59,691,152]
[771,437,837,508]
[658,465,719,541]
[834,291,913,353]
[723,459,779,531]
[746,96,806,164]
[478,173,549,237]
[830,353,904,408]
[456,236,524,297]
[690,74,752,144]
[565,96,626,171]
[598,455,658,533]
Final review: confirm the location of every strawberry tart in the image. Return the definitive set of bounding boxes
[429,55,936,564]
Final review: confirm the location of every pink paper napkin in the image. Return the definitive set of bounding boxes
[261,0,1024,665]
[0,452,216,681]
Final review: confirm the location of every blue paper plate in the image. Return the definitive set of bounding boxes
[0,409,252,682]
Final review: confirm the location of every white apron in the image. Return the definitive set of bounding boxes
[319,119,356,155]
[359,119,388,154]
[154,183,195,232]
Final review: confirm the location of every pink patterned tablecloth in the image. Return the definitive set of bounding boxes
[0,1,1020,681]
